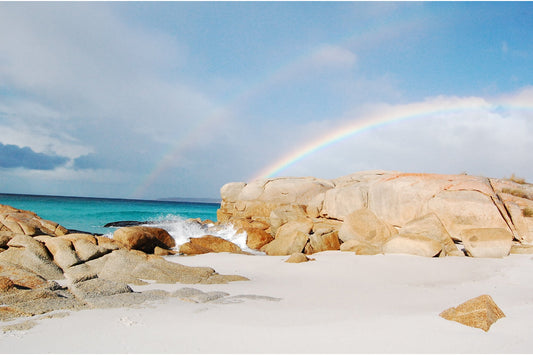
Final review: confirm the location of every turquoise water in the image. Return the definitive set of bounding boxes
[0,193,219,235]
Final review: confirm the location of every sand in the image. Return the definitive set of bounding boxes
[1,251,533,353]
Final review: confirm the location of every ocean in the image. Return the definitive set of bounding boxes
[0,193,250,251]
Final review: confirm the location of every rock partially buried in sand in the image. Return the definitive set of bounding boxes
[461,228,513,258]
[383,234,442,257]
[179,235,244,255]
[285,252,313,263]
[440,294,505,332]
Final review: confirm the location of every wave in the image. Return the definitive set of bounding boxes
[137,214,262,254]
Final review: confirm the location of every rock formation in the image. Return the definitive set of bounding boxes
[0,204,248,322]
[218,170,533,257]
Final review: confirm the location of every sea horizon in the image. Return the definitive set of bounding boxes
[0,191,221,206]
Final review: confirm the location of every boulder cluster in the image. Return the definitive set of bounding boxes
[218,170,533,258]
[0,204,247,321]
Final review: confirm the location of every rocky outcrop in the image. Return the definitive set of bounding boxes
[0,204,249,322]
[440,294,505,332]
[0,204,68,236]
[219,170,533,257]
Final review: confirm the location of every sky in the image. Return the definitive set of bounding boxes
[0,2,532,200]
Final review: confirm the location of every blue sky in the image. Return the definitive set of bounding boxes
[0,2,532,199]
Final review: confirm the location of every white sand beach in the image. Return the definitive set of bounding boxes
[2,251,533,353]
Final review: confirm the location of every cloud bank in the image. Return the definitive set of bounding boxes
[0,143,69,170]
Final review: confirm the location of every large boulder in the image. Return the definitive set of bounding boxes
[398,213,463,257]
[35,236,81,270]
[0,235,64,280]
[339,239,382,255]
[0,262,48,289]
[262,219,312,256]
[383,234,442,257]
[461,228,513,258]
[305,231,341,254]
[440,294,505,332]
[338,208,397,246]
[83,249,248,285]
[113,226,175,253]
[66,235,111,262]
[245,228,274,250]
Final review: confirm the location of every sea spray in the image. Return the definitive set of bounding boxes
[137,214,262,254]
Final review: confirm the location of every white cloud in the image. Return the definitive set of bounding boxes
[308,45,357,69]
[257,89,533,183]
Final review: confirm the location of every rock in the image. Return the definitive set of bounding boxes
[269,205,307,236]
[440,294,505,332]
[0,204,67,237]
[228,218,272,250]
[7,234,50,259]
[69,278,133,299]
[398,213,464,257]
[262,219,312,256]
[0,287,85,321]
[0,262,48,289]
[173,288,230,303]
[230,218,270,231]
[245,228,274,250]
[179,235,243,255]
[338,208,397,246]
[0,276,15,292]
[95,236,121,251]
[219,170,533,259]
[0,232,13,248]
[312,220,342,236]
[427,190,510,240]
[461,228,513,258]
[263,230,308,256]
[113,226,176,253]
[84,249,247,285]
[306,231,341,254]
[61,234,111,262]
[220,182,247,203]
[63,263,98,283]
[179,242,212,255]
[0,235,64,280]
[285,252,312,263]
[104,220,148,228]
[35,236,81,269]
[339,239,382,255]
[383,234,442,257]
[154,246,177,256]
[510,244,533,254]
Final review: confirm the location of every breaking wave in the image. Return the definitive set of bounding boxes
[140,214,260,254]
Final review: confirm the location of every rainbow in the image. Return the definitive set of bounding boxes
[249,96,532,182]
[131,15,438,198]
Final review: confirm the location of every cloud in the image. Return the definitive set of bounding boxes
[251,88,533,183]
[0,143,69,170]
[308,45,357,69]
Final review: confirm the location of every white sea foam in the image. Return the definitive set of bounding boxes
[141,214,262,254]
